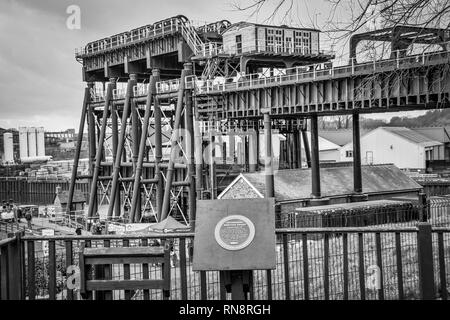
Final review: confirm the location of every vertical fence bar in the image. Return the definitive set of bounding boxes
[200,271,207,300]
[179,238,188,300]
[395,232,404,300]
[141,239,149,301]
[266,270,272,300]
[123,239,131,300]
[85,240,92,300]
[375,232,384,300]
[103,239,113,300]
[324,233,330,300]
[163,239,171,301]
[343,233,349,300]
[7,240,20,300]
[219,271,227,300]
[438,232,447,300]
[282,233,290,300]
[20,236,26,300]
[417,223,435,300]
[358,233,366,300]
[302,233,309,300]
[27,241,36,300]
[48,240,56,300]
[65,240,73,300]
[1,244,9,299]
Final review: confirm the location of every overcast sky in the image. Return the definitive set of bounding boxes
[0,0,425,131]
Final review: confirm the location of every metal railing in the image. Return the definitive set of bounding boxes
[75,16,216,58]
[223,39,334,57]
[0,223,447,300]
[180,41,450,95]
[75,16,183,57]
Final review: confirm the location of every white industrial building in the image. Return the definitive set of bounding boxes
[2,133,14,164]
[222,22,321,55]
[18,126,46,161]
[302,131,342,163]
[340,127,443,169]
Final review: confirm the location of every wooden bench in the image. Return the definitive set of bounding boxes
[79,241,171,300]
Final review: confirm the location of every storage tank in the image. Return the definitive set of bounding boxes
[27,127,37,157]
[36,127,45,156]
[3,132,14,164]
[19,127,28,159]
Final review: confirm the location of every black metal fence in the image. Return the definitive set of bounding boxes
[2,197,450,300]
[0,178,90,205]
[285,196,450,229]
[0,224,448,300]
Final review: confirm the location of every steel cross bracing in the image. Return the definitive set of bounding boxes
[89,101,190,223]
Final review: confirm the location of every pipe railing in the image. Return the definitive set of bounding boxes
[181,43,450,95]
[75,17,182,57]
[223,39,334,57]
[88,41,450,99]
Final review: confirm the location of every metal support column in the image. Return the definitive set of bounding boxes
[88,104,98,216]
[155,96,164,221]
[302,129,311,168]
[264,111,274,198]
[130,71,158,222]
[353,113,363,194]
[111,101,121,217]
[248,130,257,172]
[184,64,196,228]
[194,120,203,201]
[294,129,302,169]
[67,84,93,214]
[87,80,115,218]
[161,67,188,221]
[131,96,142,221]
[210,132,217,199]
[107,74,137,219]
[310,114,321,198]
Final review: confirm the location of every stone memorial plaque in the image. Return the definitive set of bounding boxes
[193,198,276,271]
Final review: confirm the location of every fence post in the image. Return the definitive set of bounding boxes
[417,222,435,300]
[419,192,428,222]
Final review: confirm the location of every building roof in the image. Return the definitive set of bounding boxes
[303,131,342,151]
[379,127,442,147]
[224,21,321,34]
[54,190,86,204]
[319,129,369,147]
[411,127,450,143]
[219,164,422,202]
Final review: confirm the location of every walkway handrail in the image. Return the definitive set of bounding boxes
[76,16,211,58]
[181,43,450,95]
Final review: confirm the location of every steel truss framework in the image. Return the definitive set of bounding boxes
[67,22,450,227]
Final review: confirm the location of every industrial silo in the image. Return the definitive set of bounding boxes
[3,132,14,164]
[27,127,37,157]
[19,127,28,159]
[36,127,46,156]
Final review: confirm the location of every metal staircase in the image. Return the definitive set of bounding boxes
[178,18,205,56]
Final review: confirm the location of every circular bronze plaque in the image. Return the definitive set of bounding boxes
[214,215,255,251]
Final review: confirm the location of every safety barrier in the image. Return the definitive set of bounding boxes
[182,42,450,95]
[0,222,447,300]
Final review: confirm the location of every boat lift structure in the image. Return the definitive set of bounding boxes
[67,15,450,227]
